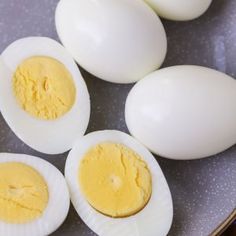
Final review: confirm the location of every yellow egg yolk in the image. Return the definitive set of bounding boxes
[79,143,152,218]
[13,56,76,120]
[0,162,49,223]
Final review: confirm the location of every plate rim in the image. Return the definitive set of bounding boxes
[211,209,236,236]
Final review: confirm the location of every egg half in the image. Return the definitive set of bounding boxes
[125,65,236,160]
[65,130,173,236]
[0,153,70,236]
[144,0,212,21]
[55,0,167,84]
[0,37,90,154]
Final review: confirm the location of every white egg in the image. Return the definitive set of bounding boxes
[0,153,70,236]
[125,65,236,160]
[65,130,173,236]
[144,0,212,21]
[0,37,90,154]
[55,0,167,84]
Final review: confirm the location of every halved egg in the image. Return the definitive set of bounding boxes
[65,130,173,236]
[0,37,90,154]
[0,153,70,236]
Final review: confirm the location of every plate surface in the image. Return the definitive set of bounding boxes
[0,0,235,235]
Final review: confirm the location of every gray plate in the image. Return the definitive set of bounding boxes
[0,0,235,236]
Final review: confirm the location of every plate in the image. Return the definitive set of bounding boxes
[0,0,235,235]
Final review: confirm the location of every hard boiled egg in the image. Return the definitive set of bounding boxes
[144,0,212,21]
[125,65,236,160]
[0,37,90,154]
[65,130,173,236]
[0,153,70,236]
[55,0,167,84]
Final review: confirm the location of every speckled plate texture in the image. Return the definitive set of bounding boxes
[0,0,235,236]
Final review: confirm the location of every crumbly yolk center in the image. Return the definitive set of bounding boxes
[13,56,76,120]
[0,162,49,224]
[79,143,152,218]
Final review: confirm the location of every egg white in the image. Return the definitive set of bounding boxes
[0,153,70,236]
[0,37,90,154]
[65,130,173,236]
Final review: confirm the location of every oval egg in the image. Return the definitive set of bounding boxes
[0,153,70,236]
[55,0,167,84]
[125,65,236,160]
[144,0,212,21]
[0,37,90,154]
[65,130,173,236]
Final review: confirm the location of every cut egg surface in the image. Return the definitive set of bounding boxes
[0,153,70,236]
[55,0,167,84]
[0,37,90,154]
[65,130,173,236]
[145,0,212,21]
[125,65,236,160]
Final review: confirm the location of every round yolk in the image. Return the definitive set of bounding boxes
[79,143,152,218]
[13,56,76,120]
[0,162,49,224]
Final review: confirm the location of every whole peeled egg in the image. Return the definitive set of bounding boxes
[125,65,236,160]
[144,0,212,21]
[55,0,167,84]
